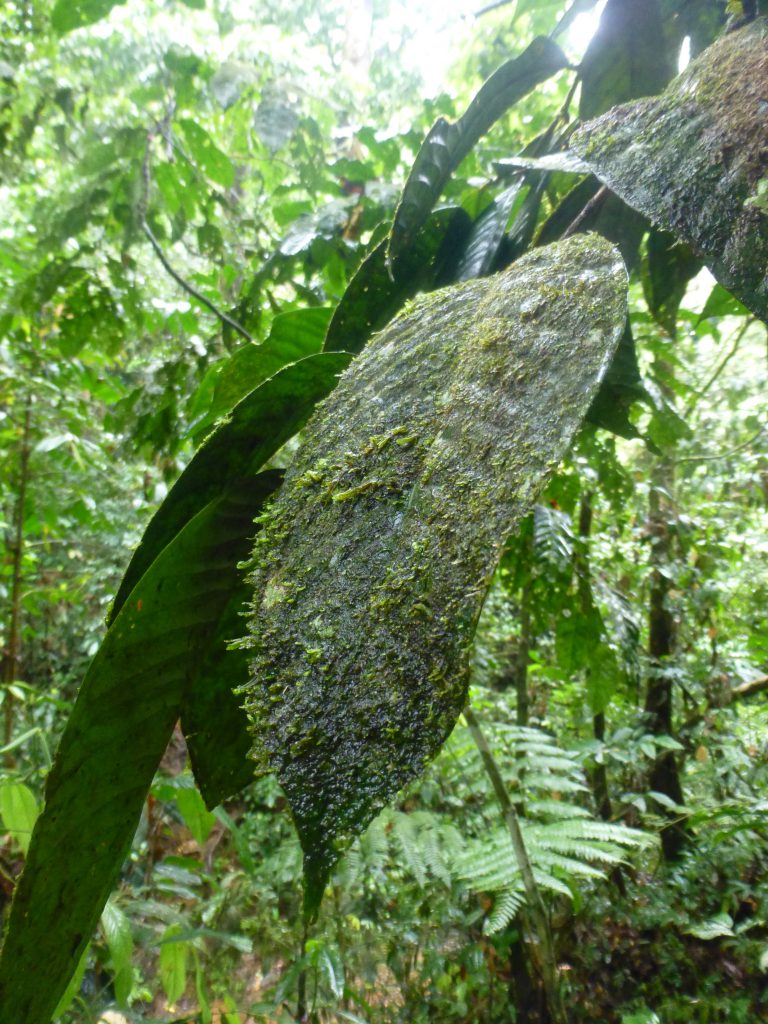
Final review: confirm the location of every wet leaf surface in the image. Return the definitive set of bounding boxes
[242,235,628,916]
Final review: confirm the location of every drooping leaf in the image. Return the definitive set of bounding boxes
[101,899,134,1007]
[586,321,647,438]
[0,475,280,1024]
[51,0,125,33]
[642,230,703,336]
[324,206,471,354]
[108,353,350,625]
[572,18,768,322]
[242,235,627,917]
[455,180,525,281]
[176,780,217,845]
[387,36,567,263]
[579,0,674,121]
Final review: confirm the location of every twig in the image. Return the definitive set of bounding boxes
[562,184,609,238]
[673,424,766,464]
[140,130,253,343]
[684,318,753,415]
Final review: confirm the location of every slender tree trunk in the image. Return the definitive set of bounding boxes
[2,397,32,765]
[516,579,531,728]
[644,459,688,859]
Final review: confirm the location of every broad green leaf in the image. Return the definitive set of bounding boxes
[159,926,189,1004]
[0,475,279,1024]
[586,321,646,439]
[179,119,235,189]
[684,913,735,940]
[324,207,471,354]
[51,0,125,33]
[0,781,39,854]
[243,235,627,917]
[101,899,134,1007]
[176,783,217,846]
[387,36,567,262]
[572,19,768,322]
[108,353,350,625]
[204,307,332,426]
[578,0,673,121]
[455,180,524,282]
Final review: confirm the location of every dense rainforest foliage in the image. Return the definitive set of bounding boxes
[1,1,767,1022]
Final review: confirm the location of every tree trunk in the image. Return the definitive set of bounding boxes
[644,460,688,859]
[2,397,32,765]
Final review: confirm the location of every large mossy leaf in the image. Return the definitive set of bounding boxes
[387,36,567,263]
[242,235,628,917]
[572,18,768,322]
[108,352,351,625]
[0,474,281,1024]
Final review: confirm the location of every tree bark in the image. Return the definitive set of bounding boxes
[2,397,32,765]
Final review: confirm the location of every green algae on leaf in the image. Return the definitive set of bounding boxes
[242,235,628,918]
[572,18,768,322]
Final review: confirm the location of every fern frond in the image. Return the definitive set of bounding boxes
[485,887,525,934]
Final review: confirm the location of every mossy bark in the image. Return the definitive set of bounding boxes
[572,19,768,323]
[241,235,627,915]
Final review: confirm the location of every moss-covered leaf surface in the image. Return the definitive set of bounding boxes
[572,18,768,322]
[242,235,628,916]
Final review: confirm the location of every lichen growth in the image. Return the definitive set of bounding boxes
[241,235,627,917]
[572,18,768,321]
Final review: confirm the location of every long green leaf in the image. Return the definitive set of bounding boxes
[243,235,627,917]
[387,36,567,263]
[454,180,524,281]
[108,352,350,624]
[324,207,471,354]
[0,474,277,1024]
[51,0,125,33]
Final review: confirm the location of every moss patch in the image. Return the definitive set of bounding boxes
[572,18,768,322]
[241,235,627,917]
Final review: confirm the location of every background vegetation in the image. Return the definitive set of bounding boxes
[1,1,767,1022]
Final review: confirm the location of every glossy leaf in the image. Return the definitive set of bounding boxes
[324,207,471,354]
[101,899,134,1006]
[387,36,567,262]
[0,475,280,1024]
[642,230,703,336]
[455,180,524,281]
[243,235,627,917]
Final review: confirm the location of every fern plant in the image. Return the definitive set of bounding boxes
[450,721,654,933]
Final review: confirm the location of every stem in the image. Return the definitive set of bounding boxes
[3,397,32,765]
[464,706,565,1024]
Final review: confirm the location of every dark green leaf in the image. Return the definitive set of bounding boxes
[205,308,332,425]
[242,235,627,917]
[455,180,525,281]
[108,353,350,625]
[643,230,703,335]
[324,207,472,354]
[579,0,673,120]
[388,36,567,263]
[586,320,647,438]
[0,477,278,1024]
